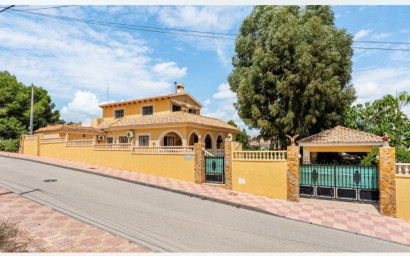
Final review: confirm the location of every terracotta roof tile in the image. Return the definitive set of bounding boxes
[298,126,383,144]
[105,112,239,131]
[35,124,103,134]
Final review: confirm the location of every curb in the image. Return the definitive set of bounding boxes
[1,154,409,247]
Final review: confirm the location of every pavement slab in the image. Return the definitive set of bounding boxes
[1,151,410,246]
[0,186,151,252]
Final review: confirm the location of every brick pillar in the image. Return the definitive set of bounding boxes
[379,146,396,217]
[194,142,205,184]
[37,133,43,156]
[287,146,300,202]
[224,140,233,190]
[20,135,25,154]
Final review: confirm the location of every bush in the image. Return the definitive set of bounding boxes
[0,139,20,152]
[361,146,410,166]
[0,220,28,252]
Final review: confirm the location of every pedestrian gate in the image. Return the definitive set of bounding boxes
[300,164,379,203]
[205,156,225,184]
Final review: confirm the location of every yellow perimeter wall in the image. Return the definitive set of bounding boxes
[232,160,288,200]
[396,176,410,221]
[35,142,195,182]
[22,139,38,156]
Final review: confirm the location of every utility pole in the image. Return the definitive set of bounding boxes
[29,85,34,135]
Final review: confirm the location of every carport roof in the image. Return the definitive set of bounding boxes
[298,126,383,145]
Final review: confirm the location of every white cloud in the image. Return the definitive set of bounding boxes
[152,61,187,79]
[154,6,252,66]
[0,9,187,108]
[203,99,211,106]
[353,67,410,117]
[213,83,236,101]
[371,33,389,39]
[354,29,372,40]
[60,91,101,124]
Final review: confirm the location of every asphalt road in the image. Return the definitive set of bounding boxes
[0,156,409,252]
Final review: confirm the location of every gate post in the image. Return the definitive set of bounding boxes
[194,141,205,184]
[379,134,396,217]
[224,138,233,190]
[287,135,300,202]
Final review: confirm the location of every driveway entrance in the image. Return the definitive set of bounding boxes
[300,164,379,203]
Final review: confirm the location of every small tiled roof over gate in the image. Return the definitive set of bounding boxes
[298,126,383,144]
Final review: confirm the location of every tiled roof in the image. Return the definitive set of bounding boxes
[298,126,383,144]
[102,112,239,131]
[98,92,202,108]
[35,124,103,134]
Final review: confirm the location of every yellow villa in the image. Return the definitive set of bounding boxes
[34,83,239,155]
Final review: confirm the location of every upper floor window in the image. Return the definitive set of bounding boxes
[142,106,153,116]
[114,109,124,119]
[138,135,149,146]
[189,109,196,114]
[172,105,181,112]
[118,136,128,144]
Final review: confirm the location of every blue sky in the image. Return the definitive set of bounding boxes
[0,5,409,134]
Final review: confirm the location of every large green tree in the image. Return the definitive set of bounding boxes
[0,71,62,140]
[228,6,355,148]
[343,92,410,148]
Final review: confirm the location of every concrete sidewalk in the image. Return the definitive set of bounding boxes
[0,187,150,252]
[1,151,410,246]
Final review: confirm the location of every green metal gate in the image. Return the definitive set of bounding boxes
[205,156,225,184]
[300,164,379,203]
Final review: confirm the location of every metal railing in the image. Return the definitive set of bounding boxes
[41,137,66,144]
[66,139,93,147]
[93,143,132,151]
[396,163,410,176]
[132,146,194,155]
[205,150,214,157]
[215,149,225,157]
[233,150,287,161]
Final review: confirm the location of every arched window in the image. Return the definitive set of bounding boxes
[189,133,199,146]
[162,132,182,146]
[205,134,212,149]
[216,135,224,149]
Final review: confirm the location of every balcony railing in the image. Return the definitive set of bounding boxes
[93,143,132,151]
[396,163,410,176]
[41,137,66,144]
[132,146,194,155]
[66,139,93,147]
[233,150,287,161]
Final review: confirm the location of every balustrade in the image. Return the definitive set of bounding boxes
[233,150,287,161]
[132,146,194,155]
[396,163,410,176]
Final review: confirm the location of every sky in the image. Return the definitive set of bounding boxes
[0,5,409,134]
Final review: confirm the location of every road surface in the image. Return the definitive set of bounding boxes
[0,156,409,252]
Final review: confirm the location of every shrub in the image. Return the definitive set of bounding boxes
[0,139,20,152]
[0,220,28,252]
[361,146,410,166]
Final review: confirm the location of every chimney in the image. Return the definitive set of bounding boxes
[176,83,185,93]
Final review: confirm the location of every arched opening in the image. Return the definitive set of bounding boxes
[216,135,224,149]
[205,134,212,149]
[162,132,182,146]
[189,132,199,146]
